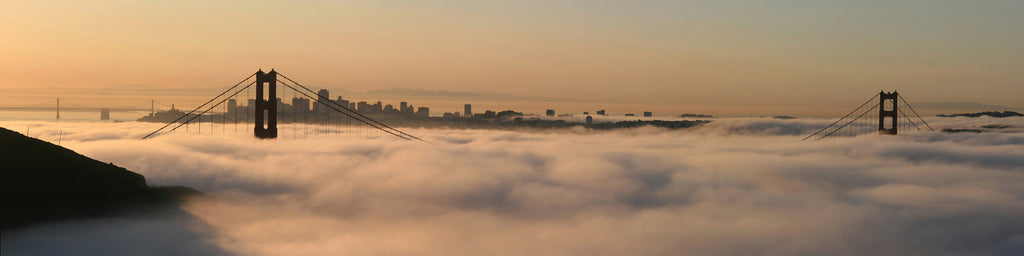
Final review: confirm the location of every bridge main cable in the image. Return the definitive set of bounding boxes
[142,72,256,139]
[275,72,428,143]
[898,94,933,131]
[275,80,422,142]
[817,103,879,141]
[160,81,256,136]
[802,93,880,141]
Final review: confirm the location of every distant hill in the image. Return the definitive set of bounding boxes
[367,88,480,97]
[0,127,198,231]
[679,113,713,118]
[915,102,1021,111]
[937,111,1023,118]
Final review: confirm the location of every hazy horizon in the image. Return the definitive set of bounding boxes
[2,0,1022,115]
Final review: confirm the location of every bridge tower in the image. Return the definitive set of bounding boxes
[254,70,278,139]
[878,91,898,135]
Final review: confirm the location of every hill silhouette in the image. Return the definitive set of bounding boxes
[0,127,199,231]
[936,111,1023,118]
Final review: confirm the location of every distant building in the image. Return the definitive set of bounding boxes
[464,104,472,118]
[292,98,310,113]
[583,111,589,115]
[644,111,652,117]
[372,101,383,112]
[100,108,110,120]
[315,89,329,114]
[400,102,408,113]
[586,115,593,125]
[417,107,429,117]
[473,110,501,119]
[597,110,606,115]
[247,99,257,117]
[546,109,555,116]
[625,113,635,117]
[276,98,285,113]
[357,101,369,112]
[384,104,395,112]
[336,96,349,110]
[227,99,237,116]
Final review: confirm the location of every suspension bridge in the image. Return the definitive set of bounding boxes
[5,70,934,142]
[803,91,933,141]
[139,69,427,143]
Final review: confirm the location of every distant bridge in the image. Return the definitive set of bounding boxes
[804,91,933,141]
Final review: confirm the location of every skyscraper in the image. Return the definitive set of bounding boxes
[464,104,472,118]
[100,108,110,120]
[336,96,349,110]
[357,101,369,112]
[417,107,429,117]
[292,98,310,113]
[315,89,329,114]
[227,99,237,116]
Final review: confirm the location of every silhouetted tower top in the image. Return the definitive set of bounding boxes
[879,91,898,135]
[100,108,110,120]
[465,104,473,118]
[254,69,278,139]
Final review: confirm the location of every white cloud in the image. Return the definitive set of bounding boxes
[2,117,1023,255]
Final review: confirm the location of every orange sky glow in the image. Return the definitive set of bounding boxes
[1,0,1021,116]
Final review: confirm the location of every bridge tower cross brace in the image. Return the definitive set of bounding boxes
[878,91,898,135]
[254,70,278,139]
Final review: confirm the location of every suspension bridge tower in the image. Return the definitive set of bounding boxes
[878,91,898,135]
[254,70,278,139]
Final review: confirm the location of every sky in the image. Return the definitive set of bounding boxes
[1,0,1022,116]
[2,117,1024,255]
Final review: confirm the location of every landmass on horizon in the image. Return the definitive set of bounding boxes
[0,127,198,231]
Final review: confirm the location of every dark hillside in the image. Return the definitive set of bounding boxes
[1,127,198,231]
[937,111,1023,118]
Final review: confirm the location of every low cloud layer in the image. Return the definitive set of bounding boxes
[2,117,1023,255]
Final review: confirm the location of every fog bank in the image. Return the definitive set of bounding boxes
[2,117,1023,255]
